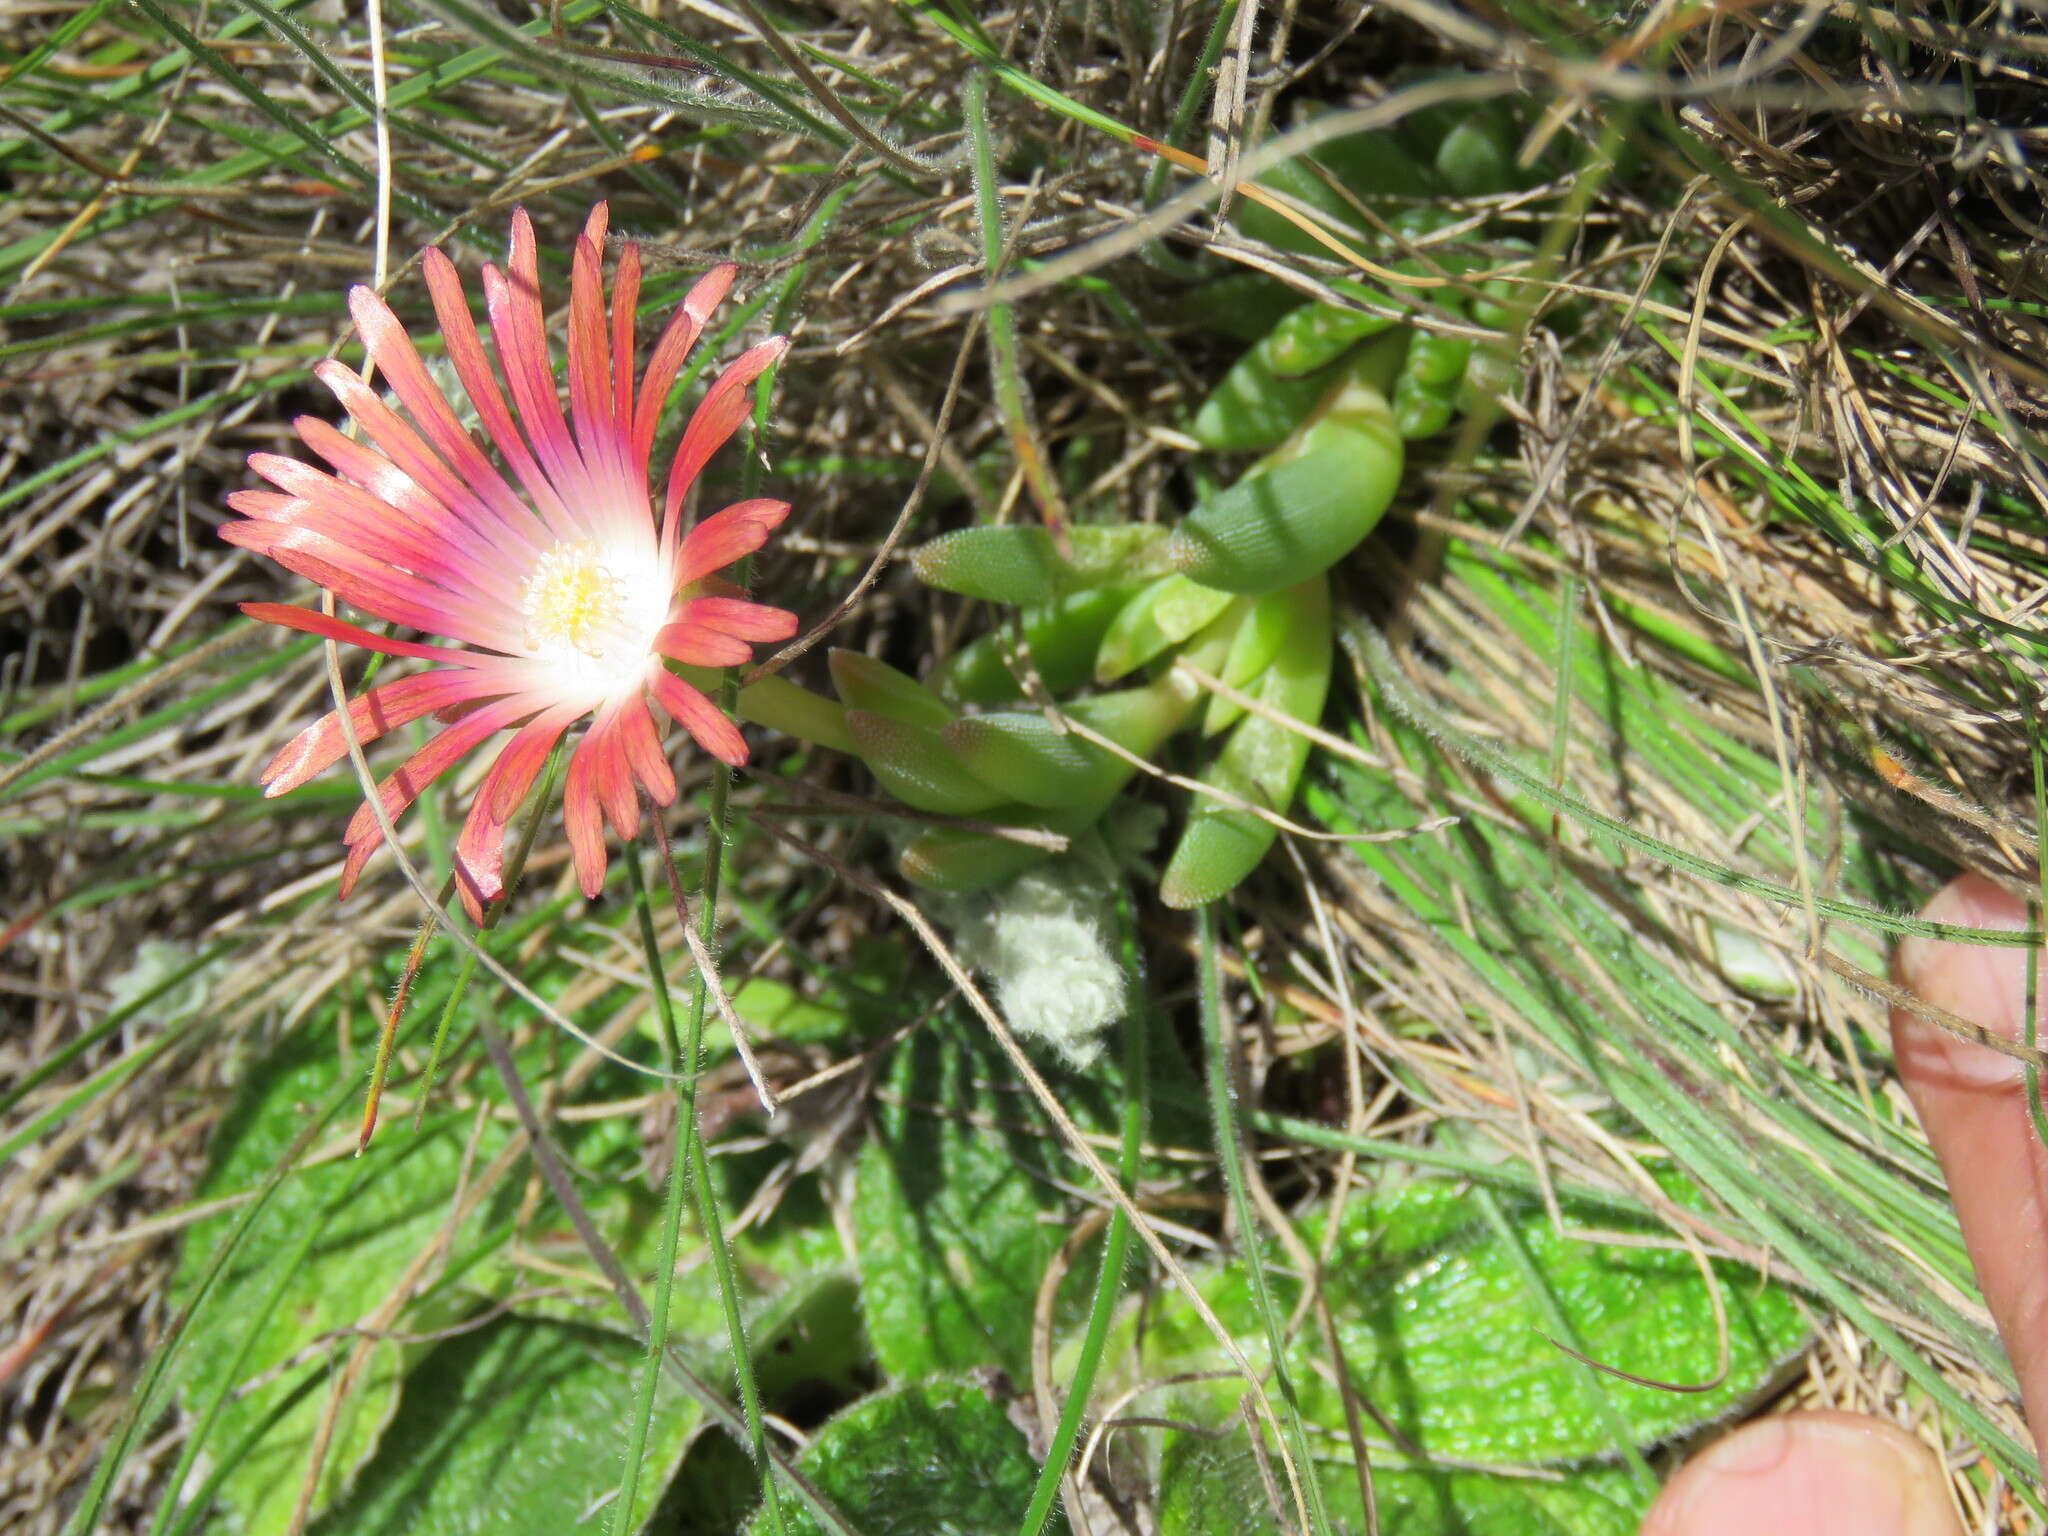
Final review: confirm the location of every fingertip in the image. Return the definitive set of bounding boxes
[1893,873,2034,1090]
[1641,1412,1957,1536]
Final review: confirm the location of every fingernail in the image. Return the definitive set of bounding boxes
[1644,1414,1958,1536]
[1894,873,2035,1087]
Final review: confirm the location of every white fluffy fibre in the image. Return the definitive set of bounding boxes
[950,866,1127,1069]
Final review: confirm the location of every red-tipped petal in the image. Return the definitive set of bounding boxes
[220,521,507,650]
[678,595,798,643]
[615,695,676,805]
[240,603,482,666]
[648,667,747,767]
[661,337,788,544]
[314,359,509,554]
[261,669,502,795]
[654,622,752,668]
[633,263,736,465]
[339,694,537,854]
[673,498,790,589]
[567,225,617,479]
[422,244,578,538]
[611,241,641,434]
[561,709,625,897]
[487,209,586,503]
[454,700,581,911]
[348,285,548,550]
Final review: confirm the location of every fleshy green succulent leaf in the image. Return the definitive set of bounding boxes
[942,682,1194,811]
[898,818,1063,892]
[1190,336,1334,452]
[1167,379,1402,594]
[1394,367,1462,440]
[912,523,1171,604]
[828,650,954,727]
[1403,326,1474,388]
[734,672,856,754]
[845,710,1006,815]
[1265,299,1401,377]
[911,524,1060,604]
[1160,574,1331,908]
[932,586,1137,705]
[1094,574,1237,683]
[941,713,1117,810]
[1202,587,1295,735]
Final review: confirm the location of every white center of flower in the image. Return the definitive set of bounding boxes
[519,542,665,693]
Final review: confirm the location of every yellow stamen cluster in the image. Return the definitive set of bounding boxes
[521,543,626,658]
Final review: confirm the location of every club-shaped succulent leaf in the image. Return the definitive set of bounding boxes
[1202,587,1295,735]
[1094,575,1237,684]
[941,682,1195,811]
[829,649,955,727]
[932,587,1137,705]
[912,524,1171,604]
[844,710,1007,816]
[1166,382,1402,594]
[1160,575,1332,908]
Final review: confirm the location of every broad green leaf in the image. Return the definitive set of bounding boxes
[307,1315,700,1536]
[1123,1178,1807,1464]
[1158,1431,1646,1536]
[852,1026,1107,1379]
[171,1024,510,1534]
[745,1378,1069,1536]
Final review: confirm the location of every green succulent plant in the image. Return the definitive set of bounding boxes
[735,101,1552,906]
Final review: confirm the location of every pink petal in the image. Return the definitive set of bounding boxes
[648,667,747,767]
[661,337,789,551]
[561,701,634,895]
[568,224,618,483]
[653,621,752,668]
[263,669,505,796]
[677,595,798,642]
[611,240,640,435]
[240,456,518,600]
[283,423,465,544]
[220,521,508,649]
[454,700,584,912]
[338,694,538,895]
[485,208,586,506]
[347,284,549,550]
[673,498,791,589]
[614,695,676,805]
[240,602,484,666]
[422,244,579,538]
[633,263,735,468]
[314,359,511,553]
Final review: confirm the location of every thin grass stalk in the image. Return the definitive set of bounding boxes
[409,748,568,1128]
[612,845,690,1534]
[1012,888,1150,1536]
[965,68,1067,542]
[1199,903,1333,1536]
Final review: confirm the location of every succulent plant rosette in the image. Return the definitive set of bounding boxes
[735,100,1552,911]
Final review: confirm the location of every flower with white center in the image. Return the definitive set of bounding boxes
[224,203,798,920]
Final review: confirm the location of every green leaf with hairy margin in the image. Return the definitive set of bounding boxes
[170,1024,511,1535]
[1159,1431,1646,1536]
[745,1378,1069,1536]
[1126,1177,1807,1464]
[308,1315,699,1535]
[852,1027,1072,1379]
[852,1022,1134,1380]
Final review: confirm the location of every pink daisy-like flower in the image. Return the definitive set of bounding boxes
[225,203,797,921]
